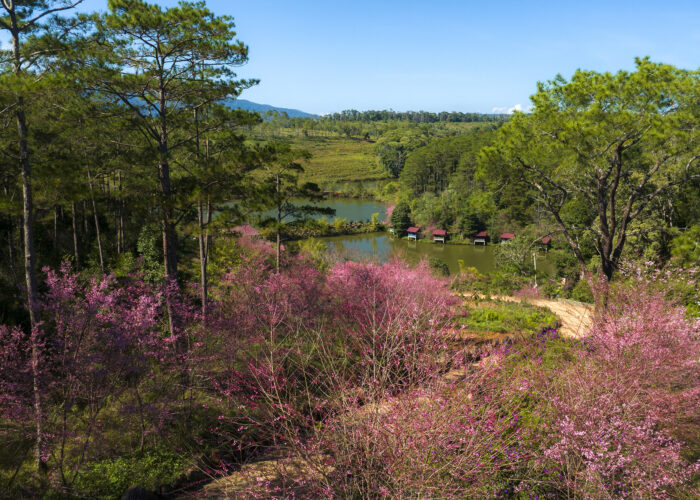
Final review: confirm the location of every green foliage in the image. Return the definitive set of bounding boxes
[457,211,483,237]
[670,226,700,267]
[494,237,535,276]
[375,127,430,177]
[428,257,450,276]
[332,217,347,231]
[72,448,190,499]
[400,136,478,195]
[452,266,531,296]
[570,279,594,303]
[455,301,559,334]
[298,237,330,269]
[136,224,164,283]
[390,202,412,236]
[208,237,247,283]
[370,212,380,228]
[482,58,699,280]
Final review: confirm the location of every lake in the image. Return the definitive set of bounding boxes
[257,198,388,223]
[317,232,554,276]
[254,197,552,276]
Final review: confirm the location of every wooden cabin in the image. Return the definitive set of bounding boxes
[500,232,515,243]
[473,230,488,245]
[432,229,446,243]
[407,226,420,240]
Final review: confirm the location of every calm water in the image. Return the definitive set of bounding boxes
[245,197,552,276]
[258,198,388,223]
[318,232,554,276]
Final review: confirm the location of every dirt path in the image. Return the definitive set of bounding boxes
[459,293,593,339]
[526,297,592,338]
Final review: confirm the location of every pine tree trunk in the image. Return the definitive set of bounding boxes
[117,170,123,254]
[197,200,208,324]
[9,12,45,474]
[71,202,80,269]
[87,167,105,275]
[53,206,58,252]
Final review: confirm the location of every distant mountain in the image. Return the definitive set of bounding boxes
[224,98,317,119]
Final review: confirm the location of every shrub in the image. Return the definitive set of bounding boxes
[456,301,559,334]
[428,256,450,276]
[71,448,190,498]
[525,285,700,498]
[569,278,593,303]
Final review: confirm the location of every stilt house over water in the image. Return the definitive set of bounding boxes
[474,231,488,245]
[432,229,446,243]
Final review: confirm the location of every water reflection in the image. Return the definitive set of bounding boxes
[318,232,553,276]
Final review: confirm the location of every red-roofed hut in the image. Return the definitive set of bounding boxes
[432,229,446,243]
[473,231,488,245]
[407,227,420,240]
[500,233,515,243]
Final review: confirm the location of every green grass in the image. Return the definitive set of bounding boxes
[455,300,559,334]
[247,134,389,186]
[291,136,387,185]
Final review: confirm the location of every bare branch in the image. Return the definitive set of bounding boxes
[24,1,84,30]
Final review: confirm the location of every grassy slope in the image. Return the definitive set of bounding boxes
[249,121,491,186]
[291,136,387,185]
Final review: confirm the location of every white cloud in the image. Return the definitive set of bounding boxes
[508,103,523,113]
[491,104,528,114]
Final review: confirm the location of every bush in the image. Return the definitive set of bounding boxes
[428,256,450,276]
[569,278,593,303]
[455,301,559,334]
[72,448,190,498]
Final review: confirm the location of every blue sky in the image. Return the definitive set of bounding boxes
[12,1,700,114]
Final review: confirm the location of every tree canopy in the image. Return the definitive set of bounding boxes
[482,58,699,280]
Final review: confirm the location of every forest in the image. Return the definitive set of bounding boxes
[1,0,699,498]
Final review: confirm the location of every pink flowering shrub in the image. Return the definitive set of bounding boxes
[3,254,698,498]
[316,370,529,498]
[511,285,700,498]
[201,258,457,464]
[327,259,457,392]
[0,263,181,491]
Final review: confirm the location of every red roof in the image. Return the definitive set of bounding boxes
[432,229,446,236]
[541,236,552,244]
[407,227,419,233]
[475,231,487,238]
[500,233,515,239]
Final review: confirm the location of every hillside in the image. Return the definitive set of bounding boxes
[225,98,318,118]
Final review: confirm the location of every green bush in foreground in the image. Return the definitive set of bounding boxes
[71,448,190,499]
[455,301,559,333]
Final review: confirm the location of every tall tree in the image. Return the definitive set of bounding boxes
[0,0,83,474]
[482,58,699,281]
[255,143,334,273]
[185,104,259,322]
[87,0,255,330]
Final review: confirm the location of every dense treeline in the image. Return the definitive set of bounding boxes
[323,108,510,123]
